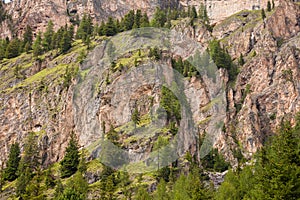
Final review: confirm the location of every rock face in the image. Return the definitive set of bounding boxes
[213,0,300,159]
[0,0,279,38]
[0,0,299,168]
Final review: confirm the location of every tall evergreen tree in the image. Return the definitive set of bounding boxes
[191,6,198,19]
[60,27,72,53]
[199,3,209,25]
[123,10,135,31]
[261,8,266,19]
[131,107,140,129]
[60,132,80,178]
[135,186,151,200]
[16,132,40,198]
[76,14,93,42]
[0,39,8,60]
[32,32,43,57]
[22,132,40,172]
[57,172,88,200]
[154,179,170,200]
[133,9,142,28]
[42,20,54,51]
[267,1,272,12]
[4,143,20,181]
[151,8,167,27]
[238,53,245,66]
[104,17,117,36]
[23,25,33,51]
[5,38,20,59]
[140,12,150,27]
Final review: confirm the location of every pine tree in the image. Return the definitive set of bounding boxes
[60,27,72,53]
[104,17,117,36]
[261,9,266,20]
[5,38,20,59]
[24,168,45,199]
[76,14,87,40]
[267,1,272,12]
[42,20,54,51]
[68,24,74,41]
[199,3,209,25]
[54,179,64,199]
[23,25,33,50]
[0,39,8,60]
[22,132,40,172]
[140,12,150,27]
[131,107,140,129]
[135,186,151,200]
[45,167,55,189]
[151,8,167,27]
[4,142,20,181]
[32,32,43,57]
[154,179,170,200]
[16,167,30,197]
[191,6,198,19]
[133,9,142,28]
[58,172,88,200]
[16,133,40,199]
[60,132,80,178]
[238,53,245,66]
[123,10,135,31]
[98,21,106,36]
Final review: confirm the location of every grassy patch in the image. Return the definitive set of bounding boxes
[87,159,104,173]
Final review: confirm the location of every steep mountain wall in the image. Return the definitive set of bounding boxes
[0,0,299,167]
[0,0,279,38]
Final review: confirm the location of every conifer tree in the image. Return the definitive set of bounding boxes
[22,132,40,172]
[45,167,55,189]
[42,20,54,51]
[60,132,80,178]
[4,142,20,181]
[191,6,198,19]
[104,17,117,36]
[140,12,150,27]
[16,132,40,198]
[154,179,170,200]
[60,27,72,53]
[0,39,8,60]
[133,9,142,28]
[238,53,245,66]
[23,25,33,50]
[267,1,272,12]
[135,186,151,200]
[123,10,135,31]
[261,8,266,20]
[199,3,209,25]
[151,8,167,27]
[5,38,20,59]
[32,32,43,57]
[131,107,140,129]
[58,172,88,200]
[68,24,75,41]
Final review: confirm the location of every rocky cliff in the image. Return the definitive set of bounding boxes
[0,0,279,38]
[0,0,299,169]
